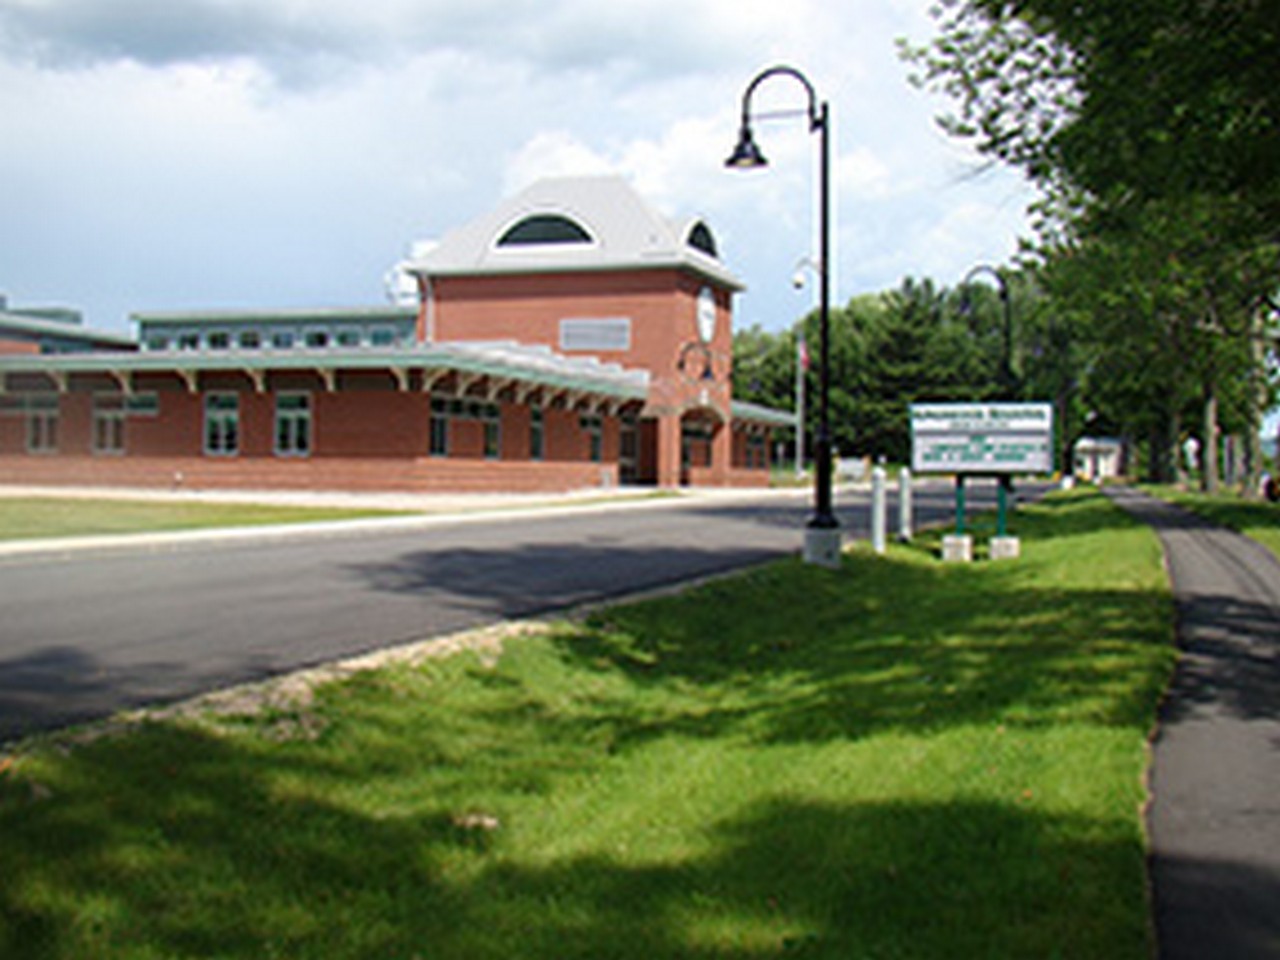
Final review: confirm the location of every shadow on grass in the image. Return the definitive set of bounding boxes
[544,494,1172,748]
[1,721,1150,959]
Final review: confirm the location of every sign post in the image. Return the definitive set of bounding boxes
[911,403,1054,561]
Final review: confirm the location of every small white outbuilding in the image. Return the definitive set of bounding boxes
[1073,436,1125,482]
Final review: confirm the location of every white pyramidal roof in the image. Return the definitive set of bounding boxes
[407,175,744,291]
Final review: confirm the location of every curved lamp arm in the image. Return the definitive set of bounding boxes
[725,65,826,168]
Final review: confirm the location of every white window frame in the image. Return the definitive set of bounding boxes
[92,395,126,456]
[482,403,501,460]
[274,392,312,458]
[24,396,58,455]
[204,392,240,457]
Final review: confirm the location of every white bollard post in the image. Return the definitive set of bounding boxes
[871,465,887,555]
[898,467,913,542]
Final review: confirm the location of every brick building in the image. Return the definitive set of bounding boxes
[0,177,790,493]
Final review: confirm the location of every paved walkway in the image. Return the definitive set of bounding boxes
[1107,489,1280,960]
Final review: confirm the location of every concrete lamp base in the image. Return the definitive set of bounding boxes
[942,534,974,563]
[989,536,1021,561]
[804,526,843,569]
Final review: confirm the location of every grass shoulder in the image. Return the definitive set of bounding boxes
[0,496,411,541]
[1142,484,1280,560]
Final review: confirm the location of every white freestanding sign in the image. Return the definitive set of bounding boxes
[911,403,1054,475]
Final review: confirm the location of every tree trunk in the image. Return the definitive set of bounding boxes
[1202,386,1220,494]
[1148,415,1176,483]
[1242,323,1266,498]
[1171,409,1186,485]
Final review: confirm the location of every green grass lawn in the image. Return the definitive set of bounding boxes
[1146,486,1280,559]
[0,490,1176,959]
[0,497,403,541]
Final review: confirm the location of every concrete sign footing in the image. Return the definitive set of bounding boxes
[942,534,973,563]
[989,536,1021,560]
[804,527,843,569]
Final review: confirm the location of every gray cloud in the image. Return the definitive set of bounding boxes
[0,0,736,86]
[0,0,335,68]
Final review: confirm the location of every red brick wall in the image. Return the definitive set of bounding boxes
[0,339,40,355]
[0,455,620,493]
[129,392,203,456]
[432,270,731,367]
[0,415,24,450]
[431,268,735,422]
[430,267,744,487]
[314,391,429,457]
[0,386,631,493]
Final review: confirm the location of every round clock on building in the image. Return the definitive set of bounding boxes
[696,287,717,343]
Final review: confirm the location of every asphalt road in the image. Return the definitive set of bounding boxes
[0,480,1012,744]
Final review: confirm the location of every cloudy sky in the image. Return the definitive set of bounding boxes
[0,0,1037,336]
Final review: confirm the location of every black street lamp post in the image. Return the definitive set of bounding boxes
[961,263,1016,538]
[726,65,841,566]
[961,264,1014,397]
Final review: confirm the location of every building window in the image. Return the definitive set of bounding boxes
[125,393,160,417]
[178,333,200,351]
[204,392,240,456]
[429,398,449,457]
[25,396,58,454]
[497,214,592,246]
[238,331,262,350]
[530,406,544,461]
[275,393,311,457]
[305,330,329,349]
[620,412,638,481]
[207,331,231,350]
[682,421,714,470]
[92,395,125,455]
[483,404,501,460]
[271,330,296,349]
[429,397,501,457]
[370,327,397,348]
[580,414,603,463]
[686,221,719,258]
[145,335,170,351]
[336,329,362,348]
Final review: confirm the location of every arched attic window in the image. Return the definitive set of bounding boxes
[497,214,593,247]
[686,221,718,259]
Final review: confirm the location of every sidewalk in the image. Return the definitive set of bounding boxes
[1106,488,1280,960]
